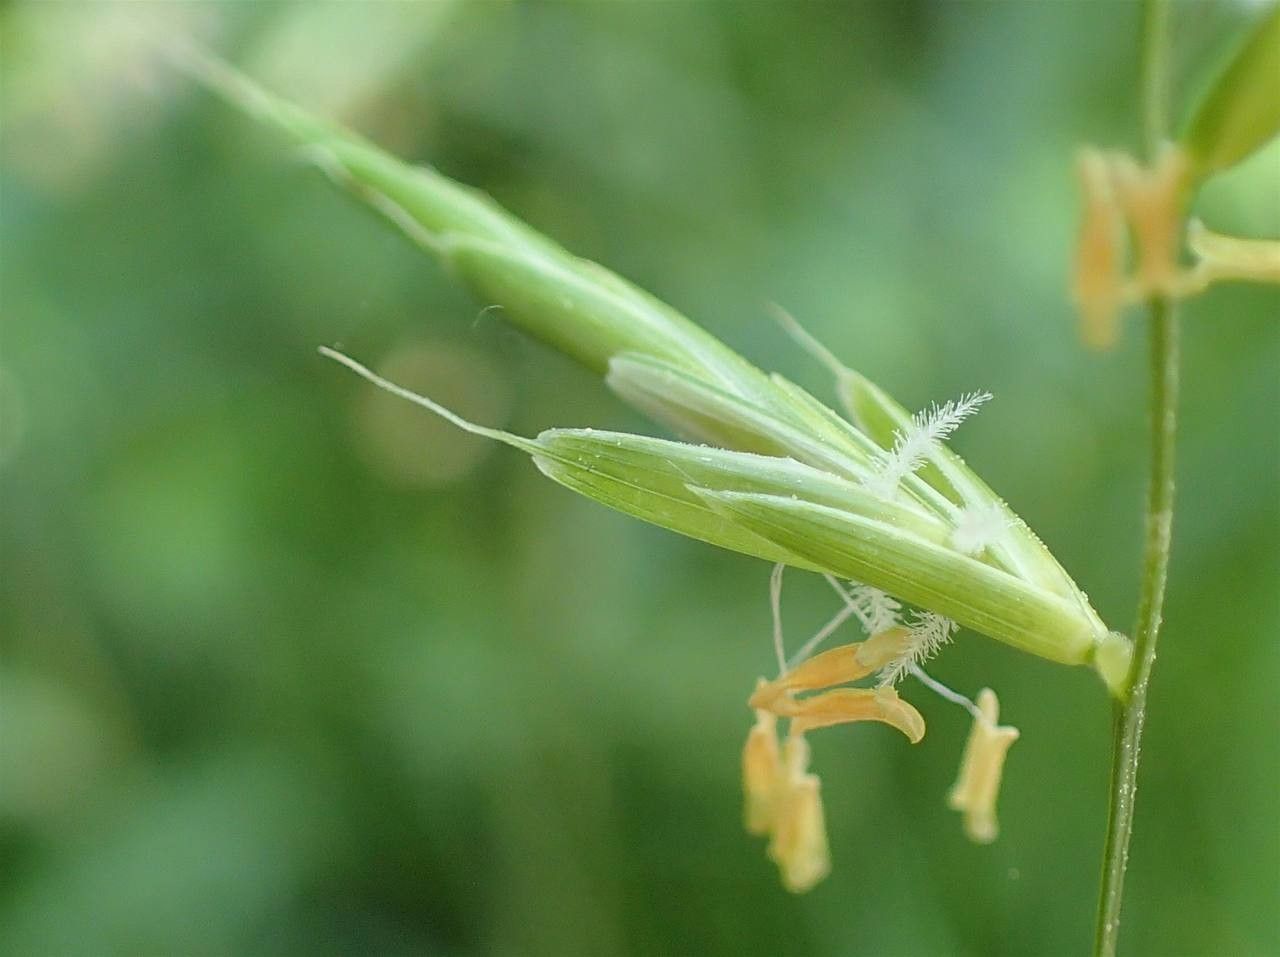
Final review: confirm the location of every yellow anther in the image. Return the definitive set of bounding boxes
[947,688,1020,843]
[1071,143,1194,349]
[1111,144,1190,298]
[749,647,861,711]
[741,629,925,892]
[782,686,925,742]
[741,716,831,892]
[749,627,911,711]
[1072,148,1128,350]
[742,704,781,836]
[748,630,924,743]
[854,626,911,671]
[766,734,830,893]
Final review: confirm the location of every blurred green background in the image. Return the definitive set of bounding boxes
[2,2,1278,955]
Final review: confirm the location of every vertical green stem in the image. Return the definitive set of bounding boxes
[1094,302,1179,957]
[1093,2,1180,954]
[1138,0,1171,155]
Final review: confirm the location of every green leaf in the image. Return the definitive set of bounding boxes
[692,489,1103,665]
[1183,6,1280,181]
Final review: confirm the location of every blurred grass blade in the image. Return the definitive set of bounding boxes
[693,489,1103,665]
[1182,5,1280,181]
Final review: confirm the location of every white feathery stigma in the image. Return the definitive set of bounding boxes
[864,391,992,499]
[824,577,902,635]
[852,584,903,635]
[878,611,958,687]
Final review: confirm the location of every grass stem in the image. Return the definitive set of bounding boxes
[1094,3,1180,951]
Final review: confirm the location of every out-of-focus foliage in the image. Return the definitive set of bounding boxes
[1,3,1277,955]
[1182,4,1280,181]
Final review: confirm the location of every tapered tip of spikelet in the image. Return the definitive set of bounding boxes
[1093,631,1134,700]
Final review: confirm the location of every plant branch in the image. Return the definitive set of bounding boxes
[1094,2,1180,953]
